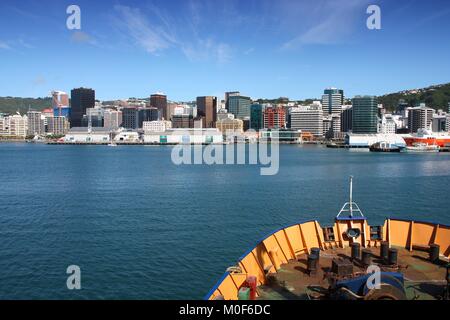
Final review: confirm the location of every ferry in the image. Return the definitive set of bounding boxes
[207,177,450,300]
[403,129,450,148]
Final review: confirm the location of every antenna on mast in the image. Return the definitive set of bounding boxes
[336,176,364,220]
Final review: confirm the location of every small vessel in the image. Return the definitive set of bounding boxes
[369,141,401,153]
[403,129,450,147]
[108,131,117,147]
[207,177,450,300]
[405,142,439,153]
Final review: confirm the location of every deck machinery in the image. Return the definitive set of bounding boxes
[207,177,450,300]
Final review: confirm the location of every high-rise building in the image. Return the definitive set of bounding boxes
[322,88,344,115]
[196,96,217,128]
[2,114,28,138]
[138,107,159,128]
[250,104,264,131]
[289,104,323,137]
[263,106,286,129]
[407,106,434,133]
[52,90,70,118]
[81,108,104,128]
[122,107,139,129]
[352,96,378,134]
[340,105,353,132]
[225,91,240,110]
[47,116,70,135]
[379,114,397,134]
[27,111,45,136]
[150,93,167,120]
[228,95,252,119]
[70,88,95,127]
[432,114,447,132]
[103,109,122,130]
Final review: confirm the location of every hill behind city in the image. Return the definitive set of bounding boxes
[1,82,450,114]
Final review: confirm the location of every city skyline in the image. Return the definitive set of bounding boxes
[1,0,450,101]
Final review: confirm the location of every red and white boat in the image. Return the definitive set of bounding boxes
[403,129,450,147]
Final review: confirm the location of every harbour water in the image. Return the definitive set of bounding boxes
[0,143,449,299]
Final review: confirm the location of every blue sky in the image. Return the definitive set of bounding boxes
[1,0,450,101]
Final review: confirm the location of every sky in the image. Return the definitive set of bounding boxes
[1,0,450,101]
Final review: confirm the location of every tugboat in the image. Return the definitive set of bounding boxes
[207,177,450,300]
[369,141,401,153]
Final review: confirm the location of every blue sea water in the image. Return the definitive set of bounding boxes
[0,143,449,299]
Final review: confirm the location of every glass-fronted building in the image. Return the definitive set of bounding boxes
[250,104,264,130]
[352,96,378,134]
[228,96,252,120]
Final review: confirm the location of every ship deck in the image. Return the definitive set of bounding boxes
[256,246,448,300]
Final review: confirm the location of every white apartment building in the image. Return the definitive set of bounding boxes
[0,114,28,138]
[379,114,397,134]
[103,109,122,129]
[142,120,172,133]
[289,104,324,137]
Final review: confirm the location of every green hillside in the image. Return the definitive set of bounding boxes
[1,82,450,114]
[0,96,52,114]
[378,83,450,111]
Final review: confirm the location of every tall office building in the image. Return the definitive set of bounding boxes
[407,106,434,133]
[263,106,286,129]
[150,93,167,120]
[322,88,344,115]
[289,104,323,137]
[250,104,264,131]
[340,105,353,132]
[27,111,45,136]
[352,96,378,134]
[225,91,240,110]
[122,107,139,129]
[70,88,95,127]
[228,95,252,119]
[196,96,217,128]
[138,107,159,128]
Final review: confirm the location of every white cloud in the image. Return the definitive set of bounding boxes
[111,4,233,64]
[278,0,372,49]
[113,5,177,54]
[0,41,11,50]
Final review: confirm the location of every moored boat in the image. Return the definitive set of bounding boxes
[207,177,450,300]
[405,142,440,153]
[369,141,401,153]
